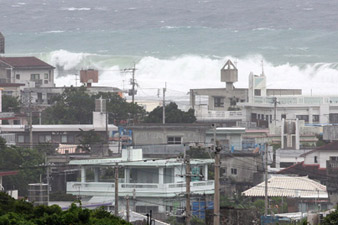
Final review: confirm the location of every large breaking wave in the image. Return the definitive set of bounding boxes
[42,50,338,100]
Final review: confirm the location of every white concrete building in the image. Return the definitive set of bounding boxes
[66,148,214,215]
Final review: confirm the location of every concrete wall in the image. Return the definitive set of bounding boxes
[12,68,55,87]
[304,151,338,169]
[221,153,263,183]
[129,125,209,146]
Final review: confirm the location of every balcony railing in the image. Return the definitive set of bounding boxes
[67,180,214,198]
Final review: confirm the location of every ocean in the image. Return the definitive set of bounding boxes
[1,0,338,103]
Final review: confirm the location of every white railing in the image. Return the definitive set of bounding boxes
[194,105,244,121]
[67,180,214,198]
[253,96,338,105]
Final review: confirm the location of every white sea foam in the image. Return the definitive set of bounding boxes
[43,30,65,34]
[61,7,91,11]
[44,50,338,99]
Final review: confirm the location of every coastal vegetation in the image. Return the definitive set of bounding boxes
[0,192,130,225]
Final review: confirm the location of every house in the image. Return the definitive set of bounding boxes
[0,56,55,89]
[242,176,329,213]
[205,127,246,151]
[0,109,117,155]
[66,148,214,218]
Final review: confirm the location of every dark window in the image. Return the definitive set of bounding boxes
[329,114,338,123]
[281,114,286,120]
[254,89,261,96]
[30,74,40,81]
[314,156,318,163]
[231,168,237,175]
[296,115,309,123]
[16,74,20,79]
[214,97,224,107]
[167,136,182,145]
[313,115,319,123]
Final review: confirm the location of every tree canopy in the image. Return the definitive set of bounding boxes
[2,95,21,113]
[0,137,45,196]
[0,192,131,225]
[42,86,146,125]
[145,102,196,123]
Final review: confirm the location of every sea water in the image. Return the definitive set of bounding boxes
[1,0,338,102]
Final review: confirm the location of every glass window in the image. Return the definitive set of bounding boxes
[296,115,309,123]
[18,135,25,143]
[214,97,224,107]
[16,74,20,79]
[44,73,48,79]
[61,135,67,143]
[313,115,319,123]
[30,74,40,81]
[46,135,52,142]
[254,89,261,96]
[231,168,237,175]
[167,136,182,145]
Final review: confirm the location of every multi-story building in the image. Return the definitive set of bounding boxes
[66,148,214,217]
[189,60,302,123]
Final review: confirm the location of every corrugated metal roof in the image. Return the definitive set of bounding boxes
[242,176,328,198]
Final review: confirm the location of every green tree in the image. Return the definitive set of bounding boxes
[42,87,146,125]
[95,92,146,125]
[145,102,196,123]
[42,86,95,124]
[322,208,338,225]
[0,137,45,196]
[76,129,103,152]
[2,95,21,113]
[0,192,131,224]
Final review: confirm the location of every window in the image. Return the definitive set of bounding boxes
[214,97,224,108]
[231,168,237,175]
[18,135,25,143]
[330,157,338,161]
[44,73,48,79]
[39,135,52,143]
[30,74,40,81]
[44,80,48,84]
[296,115,309,123]
[167,136,182,145]
[61,135,68,143]
[281,114,286,120]
[254,89,261,96]
[313,115,319,123]
[16,74,20,80]
[314,156,318,163]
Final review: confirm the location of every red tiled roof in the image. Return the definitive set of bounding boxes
[0,57,54,69]
[278,162,326,179]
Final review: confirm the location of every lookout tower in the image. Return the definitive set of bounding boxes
[0,32,4,54]
[221,60,238,91]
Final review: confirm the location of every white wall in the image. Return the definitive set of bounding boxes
[304,151,338,168]
[13,68,55,87]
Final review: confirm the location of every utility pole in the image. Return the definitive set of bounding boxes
[126,196,130,222]
[273,97,279,126]
[264,143,269,216]
[45,156,50,205]
[130,65,136,105]
[185,156,191,225]
[213,124,220,225]
[115,162,119,216]
[163,82,166,124]
[28,91,33,149]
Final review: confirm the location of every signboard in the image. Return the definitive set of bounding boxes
[0,112,15,119]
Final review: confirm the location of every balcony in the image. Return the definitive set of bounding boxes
[32,79,43,88]
[195,105,244,121]
[67,180,214,198]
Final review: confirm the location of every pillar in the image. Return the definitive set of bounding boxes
[124,168,130,183]
[204,164,208,181]
[159,168,164,184]
[81,166,86,183]
[94,168,99,182]
[281,118,285,149]
[295,118,300,150]
[308,107,313,124]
